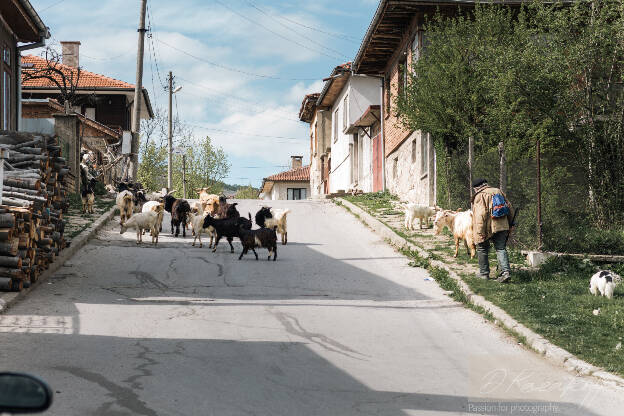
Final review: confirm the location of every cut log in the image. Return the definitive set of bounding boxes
[0,256,22,268]
[0,214,15,228]
[0,238,19,256]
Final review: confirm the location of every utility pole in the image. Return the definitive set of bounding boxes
[168,71,173,190]
[130,0,148,180]
[182,154,187,199]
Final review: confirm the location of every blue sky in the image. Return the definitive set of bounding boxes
[28,0,379,187]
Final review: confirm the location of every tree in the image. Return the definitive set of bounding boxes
[137,109,230,197]
[396,1,624,250]
[235,185,259,199]
[22,48,81,114]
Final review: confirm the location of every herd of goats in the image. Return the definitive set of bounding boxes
[107,183,290,261]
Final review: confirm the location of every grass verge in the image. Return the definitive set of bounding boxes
[464,257,624,376]
[343,193,624,378]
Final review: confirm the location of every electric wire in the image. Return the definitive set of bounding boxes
[214,0,345,61]
[242,0,350,59]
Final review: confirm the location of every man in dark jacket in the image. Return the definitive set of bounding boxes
[471,178,514,283]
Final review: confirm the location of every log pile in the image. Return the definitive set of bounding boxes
[0,131,70,291]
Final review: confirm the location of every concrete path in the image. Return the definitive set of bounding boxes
[0,199,622,415]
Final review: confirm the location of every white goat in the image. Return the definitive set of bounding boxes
[404,203,438,230]
[142,200,165,233]
[116,190,134,225]
[433,210,476,258]
[188,211,215,248]
[265,208,291,245]
[120,209,161,245]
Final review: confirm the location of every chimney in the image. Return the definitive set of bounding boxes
[291,156,303,169]
[61,41,81,67]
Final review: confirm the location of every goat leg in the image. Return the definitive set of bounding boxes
[227,237,234,253]
[238,247,246,260]
[171,219,175,235]
[252,248,258,260]
[212,235,221,253]
[283,232,287,245]
[182,220,186,237]
[454,237,459,258]
[273,245,277,261]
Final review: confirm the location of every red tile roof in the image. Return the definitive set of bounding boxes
[264,165,310,182]
[21,55,135,89]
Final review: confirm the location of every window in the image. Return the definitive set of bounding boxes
[287,188,307,200]
[411,138,417,164]
[3,71,9,130]
[412,32,420,63]
[393,157,398,179]
[333,108,339,142]
[421,134,429,175]
[342,94,349,130]
[2,45,10,66]
[384,76,391,114]
[398,56,408,97]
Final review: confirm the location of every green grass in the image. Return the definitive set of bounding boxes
[343,191,397,213]
[464,257,624,376]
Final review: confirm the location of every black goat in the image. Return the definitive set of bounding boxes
[164,194,191,237]
[203,213,252,253]
[238,224,277,261]
[254,206,272,227]
[133,190,148,212]
[80,178,97,214]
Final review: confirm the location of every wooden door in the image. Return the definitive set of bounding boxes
[372,133,383,192]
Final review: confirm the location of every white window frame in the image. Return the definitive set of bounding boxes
[342,94,349,130]
[333,108,339,143]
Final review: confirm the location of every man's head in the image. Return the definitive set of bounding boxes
[472,178,488,190]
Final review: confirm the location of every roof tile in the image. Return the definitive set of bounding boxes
[21,55,135,89]
[265,165,310,182]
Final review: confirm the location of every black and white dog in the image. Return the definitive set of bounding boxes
[590,270,622,299]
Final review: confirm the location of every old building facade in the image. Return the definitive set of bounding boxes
[353,1,439,205]
[260,156,310,201]
[0,0,49,132]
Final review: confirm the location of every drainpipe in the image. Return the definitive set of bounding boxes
[17,34,49,131]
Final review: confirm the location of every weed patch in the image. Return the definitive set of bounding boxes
[464,256,624,376]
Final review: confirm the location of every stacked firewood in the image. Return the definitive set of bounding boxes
[0,131,70,291]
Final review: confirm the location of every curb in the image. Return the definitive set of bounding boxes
[336,197,624,389]
[0,204,118,314]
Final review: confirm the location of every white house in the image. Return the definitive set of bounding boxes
[260,156,310,200]
[316,63,382,194]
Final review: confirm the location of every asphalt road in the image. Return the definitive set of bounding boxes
[0,199,623,415]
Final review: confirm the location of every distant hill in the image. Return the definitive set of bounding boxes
[220,182,258,198]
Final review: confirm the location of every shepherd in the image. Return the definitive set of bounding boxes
[471,178,515,283]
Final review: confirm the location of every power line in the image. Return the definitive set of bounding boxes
[214,0,345,61]
[40,0,66,12]
[155,38,320,81]
[146,4,166,89]
[177,77,302,122]
[186,124,305,141]
[243,0,350,59]
[271,14,361,43]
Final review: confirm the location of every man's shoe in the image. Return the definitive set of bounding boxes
[497,272,510,283]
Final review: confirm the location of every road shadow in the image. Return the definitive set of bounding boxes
[0,333,601,416]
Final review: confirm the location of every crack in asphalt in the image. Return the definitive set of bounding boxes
[54,366,158,416]
[267,307,369,361]
[129,270,169,291]
[123,342,159,391]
